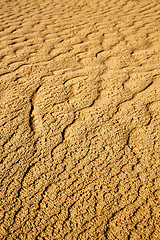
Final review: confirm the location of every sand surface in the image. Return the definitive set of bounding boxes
[0,0,160,239]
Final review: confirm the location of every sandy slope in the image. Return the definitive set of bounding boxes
[0,0,160,239]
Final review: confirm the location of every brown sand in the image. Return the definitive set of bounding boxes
[0,0,160,239]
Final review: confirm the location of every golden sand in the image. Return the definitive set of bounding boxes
[0,0,160,239]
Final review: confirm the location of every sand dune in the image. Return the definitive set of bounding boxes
[0,0,160,239]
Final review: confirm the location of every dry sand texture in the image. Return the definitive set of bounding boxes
[0,0,160,239]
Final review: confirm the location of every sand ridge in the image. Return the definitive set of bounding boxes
[0,0,160,239]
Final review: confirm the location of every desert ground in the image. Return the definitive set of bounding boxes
[0,0,160,239]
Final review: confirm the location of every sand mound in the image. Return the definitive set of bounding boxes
[0,0,160,239]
